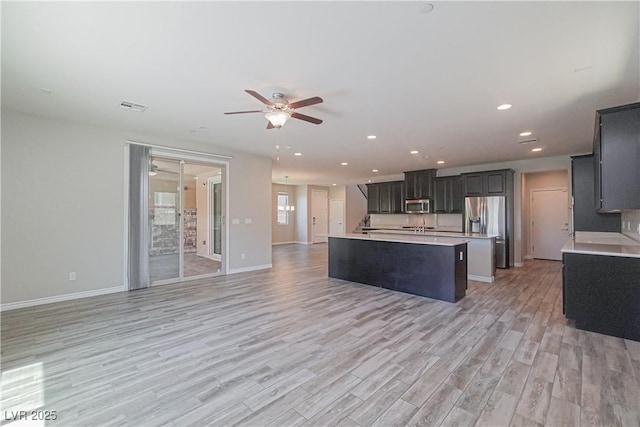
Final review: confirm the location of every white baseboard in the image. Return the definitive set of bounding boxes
[468,275,495,283]
[514,261,525,267]
[228,264,273,275]
[295,241,311,245]
[1,286,125,312]
[272,241,297,246]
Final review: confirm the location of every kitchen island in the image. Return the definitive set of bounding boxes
[367,229,496,282]
[328,233,467,303]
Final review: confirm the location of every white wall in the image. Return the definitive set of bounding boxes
[272,183,297,245]
[345,185,367,233]
[1,111,272,305]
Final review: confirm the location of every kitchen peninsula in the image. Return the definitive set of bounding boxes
[328,233,467,303]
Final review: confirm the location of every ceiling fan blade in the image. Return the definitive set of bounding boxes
[291,112,323,125]
[266,121,275,130]
[289,96,323,109]
[224,110,263,115]
[245,90,274,106]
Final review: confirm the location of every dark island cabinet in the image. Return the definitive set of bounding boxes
[434,176,463,213]
[367,181,404,214]
[571,154,620,232]
[404,169,436,200]
[594,102,640,212]
[563,252,640,341]
[462,169,514,197]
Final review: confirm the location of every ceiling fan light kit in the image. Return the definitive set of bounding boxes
[225,89,323,129]
[265,111,291,128]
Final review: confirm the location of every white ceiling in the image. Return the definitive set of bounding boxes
[2,1,639,185]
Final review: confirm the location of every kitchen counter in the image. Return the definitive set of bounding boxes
[332,232,467,246]
[368,229,498,240]
[561,232,640,258]
[368,230,497,283]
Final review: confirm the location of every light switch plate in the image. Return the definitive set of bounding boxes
[244,218,252,224]
[232,218,240,225]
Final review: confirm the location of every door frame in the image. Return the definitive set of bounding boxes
[208,175,222,262]
[124,142,231,289]
[529,187,569,260]
[311,189,329,243]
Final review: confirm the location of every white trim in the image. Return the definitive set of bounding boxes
[468,275,495,283]
[228,264,273,275]
[295,241,312,245]
[123,145,130,290]
[1,286,125,312]
[272,241,298,246]
[514,261,525,267]
[125,140,233,160]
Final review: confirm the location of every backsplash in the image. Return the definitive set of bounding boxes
[369,213,463,231]
[621,210,640,242]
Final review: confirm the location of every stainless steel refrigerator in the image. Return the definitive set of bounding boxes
[465,196,508,268]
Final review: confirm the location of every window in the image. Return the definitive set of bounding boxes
[277,192,291,225]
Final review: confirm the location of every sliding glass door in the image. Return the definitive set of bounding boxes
[147,156,225,284]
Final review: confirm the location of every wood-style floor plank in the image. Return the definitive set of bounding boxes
[2,244,639,426]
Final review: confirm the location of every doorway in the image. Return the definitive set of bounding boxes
[530,188,569,261]
[311,189,328,243]
[148,156,226,283]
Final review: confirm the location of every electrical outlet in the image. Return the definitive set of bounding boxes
[241,253,246,260]
[69,272,77,281]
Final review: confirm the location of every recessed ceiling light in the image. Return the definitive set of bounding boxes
[294,152,302,156]
[531,148,542,152]
[332,183,337,186]
[497,104,512,110]
[520,131,532,137]
[372,169,379,173]
[367,135,377,140]
[437,160,445,164]
[341,162,348,166]
[40,88,52,94]
[410,150,419,154]
[367,179,372,183]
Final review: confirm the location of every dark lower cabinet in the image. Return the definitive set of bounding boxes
[563,252,640,341]
[329,237,467,303]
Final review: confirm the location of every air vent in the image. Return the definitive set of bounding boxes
[120,101,148,112]
[518,137,539,145]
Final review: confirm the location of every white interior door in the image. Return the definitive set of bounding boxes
[312,189,328,243]
[329,199,345,235]
[531,188,570,261]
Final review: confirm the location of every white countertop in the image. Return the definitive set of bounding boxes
[368,229,498,240]
[561,232,640,258]
[330,233,468,247]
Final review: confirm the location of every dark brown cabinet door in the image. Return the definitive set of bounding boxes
[463,173,483,196]
[596,104,640,211]
[367,184,380,213]
[416,170,435,199]
[405,172,418,199]
[391,182,405,213]
[449,176,463,213]
[379,183,391,213]
[433,178,447,212]
[486,171,507,195]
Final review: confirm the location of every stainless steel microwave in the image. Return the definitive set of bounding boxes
[405,199,431,213]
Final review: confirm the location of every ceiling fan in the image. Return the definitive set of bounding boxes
[224,90,323,129]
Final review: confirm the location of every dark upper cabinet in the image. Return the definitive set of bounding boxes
[367,181,404,214]
[367,184,380,214]
[594,102,640,212]
[571,154,620,232]
[434,176,463,213]
[463,173,483,196]
[462,169,513,197]
[405,169,436,200]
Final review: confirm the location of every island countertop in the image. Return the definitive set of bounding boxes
[368,229,498,240]
[330,232,468,247]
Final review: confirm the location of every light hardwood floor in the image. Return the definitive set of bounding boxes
[2,244,639,426]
